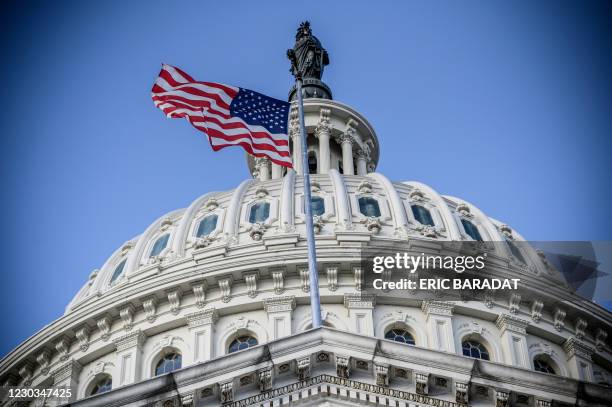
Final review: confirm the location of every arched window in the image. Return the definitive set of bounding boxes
[533,356,556,375]
[109,259,126,285]
[196,214,218,237]
[249,202,270,223]
[150,234,169,257]
[411,205,434,226]
[461,219,483,241]
[358,197,381,217]
[385,328,416,345]
[90,375,112,395]
[308,151,317,174]
[307,196,325,216]
[462,340,490,360]
[155,352,182,376]
[506,238,526,264]
[228,335,258,353]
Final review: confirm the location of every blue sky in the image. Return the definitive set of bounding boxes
[1,0,611,357]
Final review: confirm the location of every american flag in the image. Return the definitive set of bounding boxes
[152,64,292,167]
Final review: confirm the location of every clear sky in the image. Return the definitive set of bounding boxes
[1,0,611,357]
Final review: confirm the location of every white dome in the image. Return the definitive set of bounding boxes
[66,172,561,313]
[1,97,610,407]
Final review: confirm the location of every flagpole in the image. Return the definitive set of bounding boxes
[295,76,322,328]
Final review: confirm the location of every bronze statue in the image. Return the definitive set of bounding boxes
[287,21,329,80]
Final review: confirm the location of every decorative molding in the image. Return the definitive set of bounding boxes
[192,282,207,308]
[554,308,566,332]
[343,293,375,309]
[496,314,529,335]
[421,301,454,317]
[299,267,310,293]
[531,300,544,323]
[362,216,382,234]
[271,269,285,294]
[119,303,136,331]
[113,330,146,352]
[353,266,363,291]
[244,273,258,298]
[455,382,469,404]
[595,329,608,352]
[97,315,112,341]
[248,222,267,241]
[54,335,71,362]
[575,318,587,340]
[326,266,338,291]
[167,289,181,315]
[263,296,296,313]
[336,355,350,378]
[50,359,81,384]
[186,308,218,328]
[35,350,51,375]
[374,364,389,387]
[220,381,233,403]
[509,293,521,314]
[75,325,91,352]
[258,368,272,392]
[18,362,34,386]
[142,296,157,323]
[225,374,465,407]
[415,372,429,395]
[563,338,594,360]
[297,356,311,380]
[218,277,232,303]
[495,390,509,407]
[180,392,194,406]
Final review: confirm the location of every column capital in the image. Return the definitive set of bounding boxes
[186,308,219,328]
[113,329,146,352]
[263,296,296,313]
[315,108,332,135]
[335,133,354,146]
[421,300,454,317]
[343,293,375,309]
[563,338,595,360]
[495,314,529,335]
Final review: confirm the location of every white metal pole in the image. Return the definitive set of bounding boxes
[295,78,322,328]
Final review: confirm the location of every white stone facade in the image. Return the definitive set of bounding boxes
[1,97,611,407]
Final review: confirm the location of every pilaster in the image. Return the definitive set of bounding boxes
[263,296,296,339]
[343,293,375,336]
[421,301,456,352]
[495,314,530,368]
[113,330,146,386]
[563,338,594,381]
[186,308,219,363]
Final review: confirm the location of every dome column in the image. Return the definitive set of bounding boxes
[271,163,283,179]
[289,106,302,175]
[356,149,368,176]
[315,108,331,174]
[337,134,355,175]
[254,158,271,181]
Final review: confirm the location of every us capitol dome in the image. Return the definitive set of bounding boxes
[1,23,611,407]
